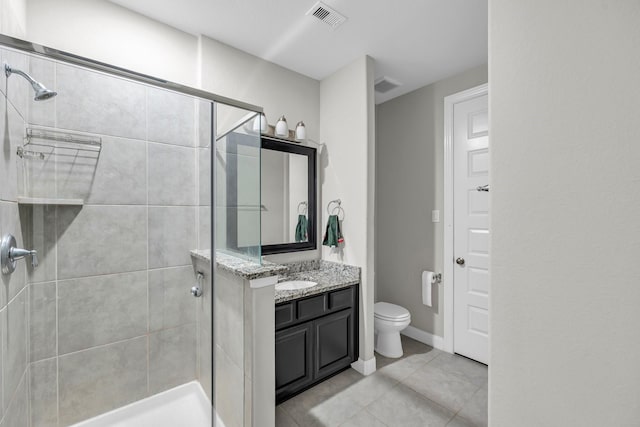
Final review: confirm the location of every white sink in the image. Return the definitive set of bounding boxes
[276,280,318,291]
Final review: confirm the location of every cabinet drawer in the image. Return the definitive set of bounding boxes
[296,294,326,322]
[275,303,295,330]
[328,287,354,311]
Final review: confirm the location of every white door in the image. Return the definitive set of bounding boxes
[453,93,489,364]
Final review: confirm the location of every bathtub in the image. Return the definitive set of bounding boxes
[72,381,220,427]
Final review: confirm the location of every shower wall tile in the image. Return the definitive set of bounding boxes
[199,325,212,402]
[198,206,211,251]
[147,88,195,147]
[58,271,148,355]
[148,324,197,395]
[57,135,147,205]
[29,281,56,362]
[58,337,148,425]
[0,99,23,203]
[148,206,196,269]
[148,142,196,206]
[0,201,26,303]
[198,148,211,206]
[27,56,56,128]
[2,289,27,411]
[215,344,244,427]
[214,269,244,370]
[22,204,56,284]
[198,100,212,148]
[55,64,146,140]
[56,205,147,279]
[30,358,58,427]
[3,370,28,427]
[149,266,196,332]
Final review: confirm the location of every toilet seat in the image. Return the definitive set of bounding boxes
[374,302,410,321]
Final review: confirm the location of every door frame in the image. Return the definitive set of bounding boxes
[443,83,488,354]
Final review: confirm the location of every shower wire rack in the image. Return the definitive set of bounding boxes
[17,128,102,160]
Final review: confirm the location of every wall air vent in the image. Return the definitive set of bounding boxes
[374,77,402,93]
[306,2,347,29]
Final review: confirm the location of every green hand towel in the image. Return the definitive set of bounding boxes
[322,215,344,247]
[295,215,308,242]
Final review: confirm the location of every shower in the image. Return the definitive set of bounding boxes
[4,62,57,100]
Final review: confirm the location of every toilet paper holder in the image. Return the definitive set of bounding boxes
[433,273,442,284]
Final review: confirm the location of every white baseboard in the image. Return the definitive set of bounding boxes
[401,325,447,352]
[351,357,376,376]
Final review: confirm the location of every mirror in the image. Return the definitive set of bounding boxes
[227,135,316,255]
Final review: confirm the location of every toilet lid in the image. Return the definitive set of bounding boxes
[374,302,410,321]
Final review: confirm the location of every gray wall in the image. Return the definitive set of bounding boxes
[375,64,487,337]
[489,2,640,425]
[0,46,31,427]
[12,52,202,425]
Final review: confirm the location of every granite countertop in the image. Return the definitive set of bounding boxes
[189,250,360,298]
[275,260,360,304]
[190,249,288,281]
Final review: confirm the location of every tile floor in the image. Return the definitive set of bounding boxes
[276,336,487,427]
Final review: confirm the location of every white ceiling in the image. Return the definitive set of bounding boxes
[109,0,487,104]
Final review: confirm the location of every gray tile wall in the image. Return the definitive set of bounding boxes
[0,46,31,427]
[0,49,210,426]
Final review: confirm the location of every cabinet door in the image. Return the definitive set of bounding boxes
[275,322,313,403]
[313,309,354,379]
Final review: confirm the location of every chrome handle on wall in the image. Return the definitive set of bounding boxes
[191,272,204,298]
[1,234,38,275]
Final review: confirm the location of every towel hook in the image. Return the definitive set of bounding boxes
[327,199,345,220]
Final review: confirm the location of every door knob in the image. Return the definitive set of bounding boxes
[456,257,465,266]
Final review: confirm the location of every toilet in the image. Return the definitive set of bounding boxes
[374,302,411,358]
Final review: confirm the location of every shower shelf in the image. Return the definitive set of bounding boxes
[18,128,102,159]
[17,197,84,206]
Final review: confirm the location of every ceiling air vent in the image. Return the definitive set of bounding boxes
[306,2,347,29]
[374,77,402,94]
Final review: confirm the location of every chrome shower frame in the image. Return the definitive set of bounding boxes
[0,34,262,113]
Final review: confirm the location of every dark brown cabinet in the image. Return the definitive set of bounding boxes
[275,285,358,403]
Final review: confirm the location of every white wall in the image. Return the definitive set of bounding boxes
[26,0,198,86]
[1,0,26,37]
[375,65,487,337]
[320,56,376,364]
[490,1,640,425]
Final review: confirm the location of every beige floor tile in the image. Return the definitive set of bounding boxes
[457,386,488,427]
[427,353,488,387]
[276,406,299,427]
[367,383,455,427]
[281,378,364,427]
[403,363,480,412]
[340,408,388,427]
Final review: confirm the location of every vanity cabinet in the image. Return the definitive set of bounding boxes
[275,285,359,403]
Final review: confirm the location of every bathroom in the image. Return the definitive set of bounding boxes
[1,1,639,427]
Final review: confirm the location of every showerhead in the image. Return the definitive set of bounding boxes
[4,63,57,101]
